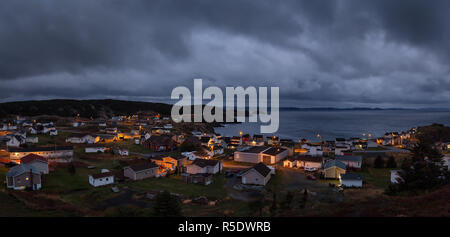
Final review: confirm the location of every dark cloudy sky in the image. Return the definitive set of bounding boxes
[1,0,450,108]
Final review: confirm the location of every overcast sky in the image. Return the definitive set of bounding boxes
[1,0,449,108]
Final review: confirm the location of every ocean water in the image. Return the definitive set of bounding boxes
[214,110,450,142]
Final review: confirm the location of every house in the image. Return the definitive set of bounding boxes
[204,145,224,157]
[8,146,74,164]
[28,127,38,135]
[98,134,117,143]
[241,163,272,186]
[234,146,271,163]
[49,130,58,136]
[151,154,188,170]
[340,173,363,188]
[106,127,118,134]
[199,136,211,146]
[85,145,108,153]
[296,156,323,170]
[261,147,289,164]
[65,133,99,144]
[301,143,323,156]
[252,134,265,146]
[335,155,362,170]
[20,154,49,174]
[5,164,43,190]
[335,146,350,156]
[367,140,378,148]
[26,136,39,144]
[143,135,176,151]
[241,134,252,144]
[390,170,404,184]
[99,122,107,127]
[186,159,222,174]
[89,172,115,187]
[182,173,213,185]
[267,136,279,145]
[123,162,159,180]
[323,160,346,179]
[283,157,297,168]
[181,151,202,161]
[6,136,24,147]
[117,149,129,156]
[230,136,242,147]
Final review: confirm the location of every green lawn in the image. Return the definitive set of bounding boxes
[0,192,72,217]
[45,167,92,193]
[114,139,152,153]
[125,174,227,200]
[355,168,391,189]
[43,166,120,207]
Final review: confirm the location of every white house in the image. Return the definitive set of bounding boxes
[339,173,363,188]
[390,170,404,184]
[118,149,129,156]
[7,136,24,147]
[204,145,224,157]
[85,146,108,153]
[144,132,151,140]
[241,163,272,186]
[89,172,115,187]
[186,159,221,174]
[336,155,363,170]
[28,127,38,135]
[49,130,58,136]
[181,151,202,161]
[302,143,323,157]
[26,137,39,144]
[335,146,350,156]
[65,134,99,144]
[367,140,378,148]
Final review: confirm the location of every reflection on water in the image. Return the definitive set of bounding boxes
[215,110,450,142]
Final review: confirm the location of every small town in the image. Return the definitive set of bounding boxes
[1,111,449,217]
[1,1,449,234]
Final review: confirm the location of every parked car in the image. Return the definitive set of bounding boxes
[306,174,317,180]
[225,171,234,178]
[305,167,318,172]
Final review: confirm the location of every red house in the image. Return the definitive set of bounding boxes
[143,135,176,151]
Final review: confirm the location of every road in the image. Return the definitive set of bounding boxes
[359,146,410,154]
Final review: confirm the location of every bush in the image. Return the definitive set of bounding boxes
[151,190,182,217]
[386,156,397,168]
[374,155,385,168]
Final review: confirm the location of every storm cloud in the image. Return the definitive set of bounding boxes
[0,0,449,108]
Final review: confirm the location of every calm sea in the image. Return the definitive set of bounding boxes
[214,110,450,142]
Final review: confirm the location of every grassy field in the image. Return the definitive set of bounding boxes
[355,168,391,189]
[0,192,73,217]
[114,139,152,153]
[126,174,227,200]
[34,131,71,146]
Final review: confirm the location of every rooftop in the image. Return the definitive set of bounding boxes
[262,147,287,156]
[238,146,270,154]
[340,173,363,181]
[191,158,220,168]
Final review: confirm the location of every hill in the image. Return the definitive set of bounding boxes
[0,99,172,119]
